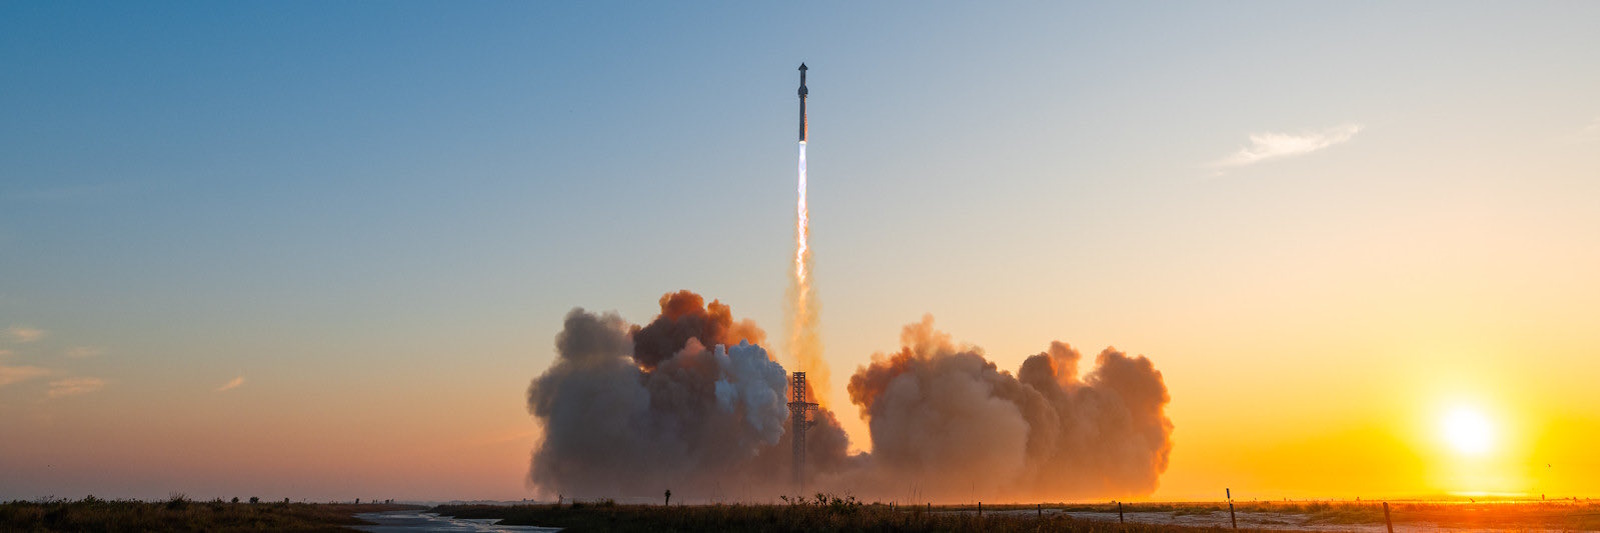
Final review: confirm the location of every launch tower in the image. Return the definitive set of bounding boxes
[788,371,817,489]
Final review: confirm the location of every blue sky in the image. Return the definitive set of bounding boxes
[3,2,1598,501]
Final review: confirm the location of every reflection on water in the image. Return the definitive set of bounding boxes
[354,511,560,532]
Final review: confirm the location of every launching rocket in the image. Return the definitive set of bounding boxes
[798,63,808,143]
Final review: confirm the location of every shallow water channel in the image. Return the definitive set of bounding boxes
[354,510,560,533]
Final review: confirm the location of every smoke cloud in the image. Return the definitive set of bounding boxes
[526,292,851,499]
[526,294,1172,502]
[847,316,1172,501]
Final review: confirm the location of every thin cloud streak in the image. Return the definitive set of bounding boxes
[216,376,245,392]
[47,377,105,398]
[1213,123,1363,170]
[6,326,46,343]
[0,365,50,386]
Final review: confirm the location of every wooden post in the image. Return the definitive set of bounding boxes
[1119,501,1125,523]
[1383,502,1393,533]
[978,501,982,518]
[1227,488,1237,530]
[1038,503,1042,517]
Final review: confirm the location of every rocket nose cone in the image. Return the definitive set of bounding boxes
[799,63,807,70]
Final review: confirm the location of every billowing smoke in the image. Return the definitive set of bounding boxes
[526,294,1172,502]
[526,291,852,499]
[846,316,1172,501]
[631,291,766,369]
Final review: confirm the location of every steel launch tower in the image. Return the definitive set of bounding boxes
[789,371,817,489]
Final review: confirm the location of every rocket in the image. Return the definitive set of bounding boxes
[798,63,808,143]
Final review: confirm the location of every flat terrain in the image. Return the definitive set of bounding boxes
[0,498,424,532]
[7,496,1595,531]
[433,499,1600,533]
[985,501,1600,532]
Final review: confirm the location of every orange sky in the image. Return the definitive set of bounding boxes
[3,2,1599,502]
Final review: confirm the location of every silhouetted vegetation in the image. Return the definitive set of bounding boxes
[433,497,1600,533]
[0,496,421,532]
[435,494,1223,533]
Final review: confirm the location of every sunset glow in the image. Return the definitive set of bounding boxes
[3,2,1599,509]
[1442,407,1493,456]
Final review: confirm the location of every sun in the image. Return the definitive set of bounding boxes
[1441,407,1493,456]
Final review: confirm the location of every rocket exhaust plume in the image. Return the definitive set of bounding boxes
[520,64,1173,503]
[524,301,1171,502]
[788,63,829,406]
[525,292,853,500]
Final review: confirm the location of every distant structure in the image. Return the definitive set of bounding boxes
[788,371,817,489]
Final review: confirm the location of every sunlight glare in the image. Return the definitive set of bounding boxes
[1442,407,1493,456]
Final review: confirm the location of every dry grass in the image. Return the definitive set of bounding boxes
[0,495,422,532]
[436,497,1250,533]
[436,497,1600,532]
[1084,499,1600,529]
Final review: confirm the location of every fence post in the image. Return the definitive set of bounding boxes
[1119,501,1125,523]
[978,501,982,518]
[1384,502,1393,533]
[1227,488,1237,530]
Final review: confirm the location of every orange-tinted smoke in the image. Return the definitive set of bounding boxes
[631,290,766,369]
[846,316,1174,501]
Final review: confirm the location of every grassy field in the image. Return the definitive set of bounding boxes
[434,502,1196,533]
[10,494,1594,532]
[433,497,1600,532]
[0,496,423,532]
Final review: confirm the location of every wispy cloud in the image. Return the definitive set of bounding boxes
[1213,123,1363,170]
[64,346,104,359]
[215,376,245,392]
[48,377,105,398]
[0,349,12,359]
[6,325,45,343]
[0,365,50,386]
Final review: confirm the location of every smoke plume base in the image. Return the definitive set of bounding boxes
[527,292,1172,503]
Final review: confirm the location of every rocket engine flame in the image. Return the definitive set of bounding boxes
[789,140,829,406]
[519,64,1172,503]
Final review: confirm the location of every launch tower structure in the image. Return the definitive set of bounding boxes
[788,371,817,489]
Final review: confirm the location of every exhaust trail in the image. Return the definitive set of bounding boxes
[788,63,828,405]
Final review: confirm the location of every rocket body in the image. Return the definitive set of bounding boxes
[798,63,808,142]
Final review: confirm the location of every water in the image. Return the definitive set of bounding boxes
[354,510,559,532]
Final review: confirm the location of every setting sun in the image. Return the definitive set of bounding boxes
[1442,407,1494,456]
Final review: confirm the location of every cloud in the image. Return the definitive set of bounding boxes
[48,377,105,398]
[216,376,245,392]
[0,365,50,386]
[1213,123,1363,170]
[6,326,45,343]
[65,346,104,359]
[0,349,12,359]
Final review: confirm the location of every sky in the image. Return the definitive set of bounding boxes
[3,2,1599,502]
